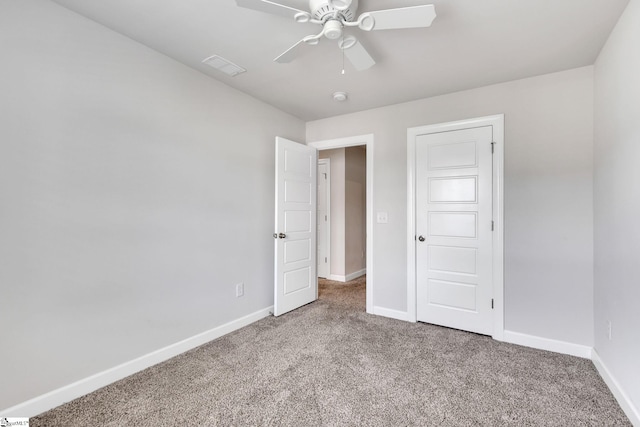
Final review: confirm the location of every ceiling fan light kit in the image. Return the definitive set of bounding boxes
[236,0,436,71]
[323,19,344,39]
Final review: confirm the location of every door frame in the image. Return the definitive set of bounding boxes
[308,134,374,315]
[407,115,504,340]
[317,158,331,279]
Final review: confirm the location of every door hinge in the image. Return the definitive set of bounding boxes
[325,257,327,263]
[325,215,327,221]
[491,299,494,309]
[491,142,496,154]
[491,220,495,231]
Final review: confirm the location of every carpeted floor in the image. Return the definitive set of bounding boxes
[32,275,630,426]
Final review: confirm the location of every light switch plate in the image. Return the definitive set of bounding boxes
[377,212,388,223]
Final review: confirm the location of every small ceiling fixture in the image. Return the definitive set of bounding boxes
[333,91,348,102]
[202,55,246,77]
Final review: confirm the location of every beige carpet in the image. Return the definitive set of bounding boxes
[32,276,630,426]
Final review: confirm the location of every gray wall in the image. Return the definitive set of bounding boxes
[0,0,304,409]
[345,147,366,276]
[307,67,595,346]
[594,0,640,414]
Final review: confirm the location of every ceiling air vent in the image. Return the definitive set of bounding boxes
[202,55,246,77]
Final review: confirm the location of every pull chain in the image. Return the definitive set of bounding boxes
[341,35,345,75]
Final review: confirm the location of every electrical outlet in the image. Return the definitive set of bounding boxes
[607,320,612,340]
[236,282,244,298]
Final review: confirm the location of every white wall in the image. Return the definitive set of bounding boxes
[319,149,346,277]
[0,0,304,410]
[307,67,595,346]
[594,0,640,417]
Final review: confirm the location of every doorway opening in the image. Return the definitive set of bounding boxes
[317,146,367,308]
[317,147,366,282]
[308,135,374,314]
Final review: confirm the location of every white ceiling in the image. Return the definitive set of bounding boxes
[51,0,629,121]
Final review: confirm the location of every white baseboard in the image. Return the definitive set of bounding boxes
[345,269,366,281]
[503,330,592,359]
[592,349,640,426]
[1,306,274,418]
[328,269,366,283]
[373,306,409,322]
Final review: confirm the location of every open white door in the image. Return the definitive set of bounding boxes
[274,137,318,316]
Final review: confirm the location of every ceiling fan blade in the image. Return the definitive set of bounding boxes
[366,5,436,31]
[274,39,307,63]
[236,0,307,20]
[341,37,375,71]
[275,31,324,63]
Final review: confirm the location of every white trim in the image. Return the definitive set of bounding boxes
[407,129,417,323]
[502,330,592,359]
[328,269,367,283]
[407,115,505,340]
[373,306,409,322]
[0,306,273,418]
[592,350,640,426]
[345,268,366,281]
[308,134,374,315]
[491,117,505,341]
[317,158,331,279]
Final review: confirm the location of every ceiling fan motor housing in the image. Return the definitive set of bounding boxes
[309,0,358,22]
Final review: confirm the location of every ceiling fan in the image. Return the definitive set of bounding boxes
[236,0,436,71]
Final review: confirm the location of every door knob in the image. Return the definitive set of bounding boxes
[418,235,425,242]
[278,233,286,239]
